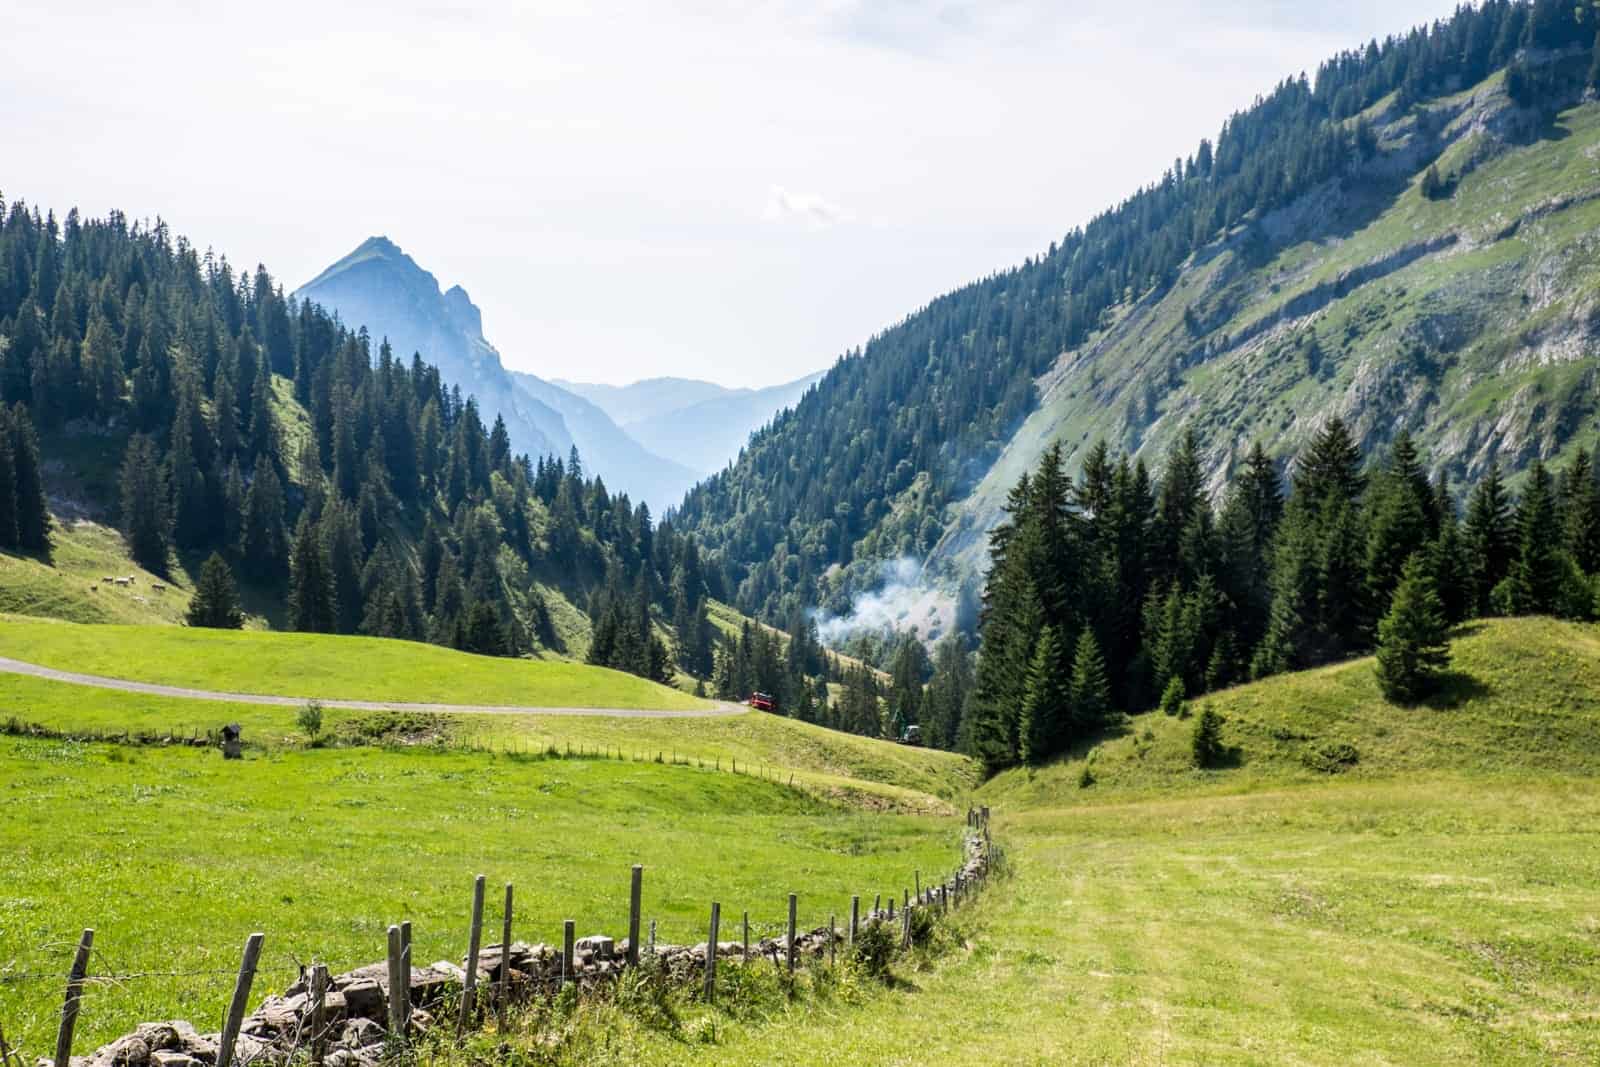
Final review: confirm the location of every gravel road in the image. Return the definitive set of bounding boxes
[0,654,744,719]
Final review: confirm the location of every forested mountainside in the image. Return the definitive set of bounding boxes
[676,0,1600,635]
[0,204,719,680]
[295,238,696,511]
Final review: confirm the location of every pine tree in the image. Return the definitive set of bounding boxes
[1374,553,1451,704]
[288,515,336,633]
[8,404,50,555]
[1497,458,1565,615]
[1018,626,1069,765]
[1067,627,1112,733]
[1464,460,1514,614]
[119,434,170,575]
[1191,707,1227,768]
[0,426,17,549]
[241,454,288,581]
[186,552,244,629]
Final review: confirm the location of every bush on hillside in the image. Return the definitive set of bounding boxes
[297,700,324,741]
[851,918,896,980]
[1160,675,1188,717]
[1192,708,1228,769]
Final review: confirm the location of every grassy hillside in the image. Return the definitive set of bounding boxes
[985,616,1600,804]
[0,615,712,710]
[0,737,960,1055]
[589,617,1600,1065]
[0,523,192,625]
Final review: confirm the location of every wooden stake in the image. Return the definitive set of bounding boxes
[459,874,486,1033]
[216,932,264,1067]
[398,921,412,1027]
[563,920,576,987]
[829,915,837,967]
[386,925,406,1039]
[704,902,721,1001]
[499,883,514,1028]
[742,911,750,964]
[849,896,860,945]
[627,865,643,967]
[309,964,329,1067]
[52,928,93,1067]
[786,893,798,973]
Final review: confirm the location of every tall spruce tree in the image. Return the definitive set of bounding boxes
[1019,626,1070,765]
[1375,553,1451,704]
[119,434,170,575]
[186,552,244,629]
[288,515,336,633]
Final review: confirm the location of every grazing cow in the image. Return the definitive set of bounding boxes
[101,576,115,583]
[114,577,131,587]
[88,585,98,593]
[150,582,166,592]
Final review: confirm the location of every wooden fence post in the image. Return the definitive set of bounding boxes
[563,920,576,987]
[386,925,406,1039]
[309,964,329,1067]
[786,894,798,973]
[915,870,921,904]
[459,874,486,1033]
[52,928,93,1067]
[627,865,643,967]
[704,902,721,1002]
[216,932,264,1067]
[849,896,860,945]
[649,919,656,958]
[499,883,514,1028]
[398,921,412,1027]
[742,911,750,964]
[829,915,837,967]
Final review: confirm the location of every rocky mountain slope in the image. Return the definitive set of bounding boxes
[676,11,1600,636]
[295,238,695,509]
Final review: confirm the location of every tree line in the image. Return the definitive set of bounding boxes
[0,197,718,683]
[966,422,1600,773]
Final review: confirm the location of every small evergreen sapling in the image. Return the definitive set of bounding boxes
[1375,553,1451,704]
[1191,707,1227,768]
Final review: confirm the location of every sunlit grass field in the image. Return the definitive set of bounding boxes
[0,737,961,1057]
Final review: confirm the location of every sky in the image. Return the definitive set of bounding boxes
[4,0,1458,388]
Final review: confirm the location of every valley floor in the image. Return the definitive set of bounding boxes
[626,777,1600,1066]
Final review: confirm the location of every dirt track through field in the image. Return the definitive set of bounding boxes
[0,655,745,718]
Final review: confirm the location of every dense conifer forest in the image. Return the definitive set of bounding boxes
[0,201,722,680]
[965,422,1600,772]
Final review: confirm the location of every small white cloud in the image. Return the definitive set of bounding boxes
[763,184,853,230]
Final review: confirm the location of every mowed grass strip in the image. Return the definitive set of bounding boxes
[0,615,712,709]
[0,737,960,1055]
[622,779,1600,1066]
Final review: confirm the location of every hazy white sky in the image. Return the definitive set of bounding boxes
[4,1,1456,387]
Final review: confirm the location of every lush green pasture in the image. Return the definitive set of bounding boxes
[0,738,959,1056]
[606,778,1600,1066]
[0,615,711,710]
[0,673,971,806]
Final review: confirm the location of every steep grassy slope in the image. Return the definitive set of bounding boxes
[933,66,1600,579]
[0,524,192,625]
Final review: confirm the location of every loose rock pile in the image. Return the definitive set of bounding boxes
[53,837,992,1067]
